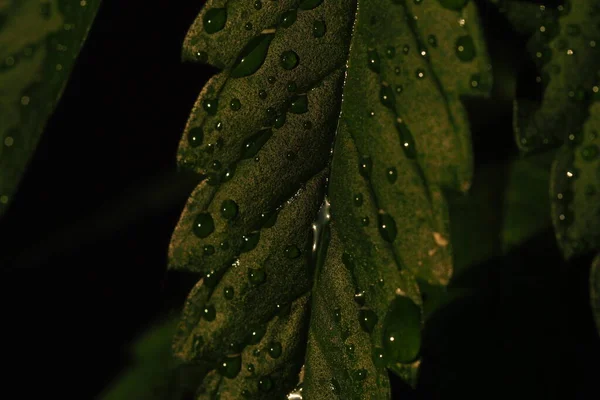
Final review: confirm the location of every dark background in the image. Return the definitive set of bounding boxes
[1,1,599,399]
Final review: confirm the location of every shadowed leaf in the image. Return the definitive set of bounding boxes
[591,253,600,336]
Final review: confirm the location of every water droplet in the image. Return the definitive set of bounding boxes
[353,369,368,381]
[395,85,403,94]
[313,20,326,38]
[378,212,397,242]
[287,81,297,92]
[284,245,301,259]
[290,94,308,114]
[299,0,324,10]
[187,127,203,147]
[342,252,355,272]
[253,1,262,10]
[353,193,363,207]
[415,68,426,79]
[330,378,340,394]
[286,151,296,160]
[231,34,275,78]
[267,341,282,358]
[204,269,219,288]
[220,199,238,220]
[383,294,422,363]
[385,46,396,58]
[204,245,215,255]
[303,121,313,130]
[386,167,397,183]
[455,35,476,62]
[215,121,223,131]
[396,119,417,159]
[280,9,297,28]
[192,213,215,238]
[581,145,599,161]
[427,34,438,47]
[258,376,273,392]
[359,155,373,179]
[224,286,234,299]
[248,325,266,344]
[242,129,272,159]
[358,308,378,333]
[230,98,241,110]
[280,50,299,70]
[258,89,268,100]
[247,363,255,373]
[380,84,396,109]
[333,307,342,322]
[245,22,253,30]
[470,73,481,89]
[437,0,468,11]
[361,216,370,226]
[241,232,261,253]
[203,8,227,34]
[367,49,381,73]
[248,267,266,286]
[202,99,218,115]
[218,355,242,378]
[354,290,366,306]
[203,304,216,321]
[373,347,386,367]
[402,45,410,55]
[196,51,208,63]
[267,76,277,84]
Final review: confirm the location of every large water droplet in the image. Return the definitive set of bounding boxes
[358,308,378,333]
[224,286,234,299]
[373,347,386,368]
[354,290,366,306]
[267,341,282,358]
[281,50,299,70]
[248,267,266,285]
[367,49,381,73]
[242,129,272,159]
[203,304,216,321]
[333,307,342,322]
[218,355,242,378]
[290,94,308,114]
[382,294,421,363]
[280,9,297,28]
[220,199,238,220]
[353,193,363,207]
[187,127,203,147]
[241,232,261,253]
[359,155,373,179]
[386,167,397,183]
[313,20,326,38]
[248,325,266,344]
[231,34,275,78]
[378,212,397,242]
[455,35,476,62]
[202,99,218,115]
[299,0,324,10]
[258,376,273,392]
[380,84,396,109]
[352,369,368,381]
[192,213,215,238]
[284,245,301,259]
[396,119,417,159]
[203,8,227,34]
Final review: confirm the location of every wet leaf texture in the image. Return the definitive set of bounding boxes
[169,0,491,398]
[0,0,101,216]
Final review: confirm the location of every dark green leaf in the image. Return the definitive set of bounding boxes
[169,0,491,398]
[0,0,101,216]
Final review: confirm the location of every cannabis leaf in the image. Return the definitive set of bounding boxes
[169,0,491,398]
[0,0,101,216]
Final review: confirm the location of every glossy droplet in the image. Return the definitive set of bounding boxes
[192,213,214,238]
[187,127,203,147]
[455,35,476,62]
[204,245,215,256]
[286,151,296,160]
[202,99,218,115]
[378,212,397,242]
[353,193,363,207]
[290,94,308,114]
[220,199,238,220]
[396,119,417,159]
[313,20,326,38]
[241,232,260,253]
[284,245,301,259]
[581,144,599,161]
[274,112,286,129]
[386,167,398,183]
[253,0,262,10]
[359,155,373,179]
[373,347,387,368]
[230,98,241,110]
[231,34,274,78]
[247,363,255,373]
[280,9,297,27]
[470,73,481,89]
[361,216,370,226]
[260,210,278,228]
[385,46,396,58]
[299,0,324,10]
[352,369,368,381]
[383,294,422,363]
[248,325,266,344]
[223,286,234,299]
[267,341,282,358]
[427,34,438,47]
[248,267,266,285]
[437,0,468,11]
[415,68,426,79]
[341,252,355,272]
[367,49,381,73]
[203,304,216,321]
[258,376,273,392]
[258,89,268,100]
[242,129,272,159]
[203,8,227,34]
[218,355,242,379]
[287,81,297,92]
[333,307,342,322]
[358,308,378,333]
[245,22,253,30]
[196,51,208,63]
[380,84,395,109]
[354,290,366,306]
[402,44,410,55]
[330,378,341,395]
[280,50,299,70]
[204,269,219,288]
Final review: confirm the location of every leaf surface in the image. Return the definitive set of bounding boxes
[169,0,491,398]
[591,253,600,336]
[0,0,101,215]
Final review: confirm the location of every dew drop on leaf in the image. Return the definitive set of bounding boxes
[284,245,301,259]
[202,98,218,115]
[253,0,262,11]
[353,193,363,207]
[290,94,309,114]
[382,294,421,363]
[455,35,476,62]
[241,232,261,253]
[385,46,396,58]
[312,20,326,38]
[218,355,242,379]
[437,0,468,11]
[427,34,438,48]
[247,363,255,373]
[280,9,297,28]
[378,212,397,242]
[267,341,282,358]
[204,245,215,256]
[274,112,287,128]
[287,81,297,92]
[330,378,340,395]
[203,8,227,34]
[358,308,378,333]
[352,369,368,381]
[220,199,238,220]
[196,50,208,63]
[245,22,253,31]
[354,290,366,306]
[299,0,324,10]
[248,325,266,344]
[258,89,268,100]
[367,49,381,73]
[380,84,396,109]
[203,304,216,321]
[581,145,599,161]
[373,347,386,368]
[231,34,274,78]
[230,98,241,110]
[204,269,219,288]
[280,50,299,70]
[359,155,373,179]
[396,119,417,159]
[415,68,426,79]
[333,307,342,322]
[192,213,215,238]
[223,286,235,299]
[187,127,203,147]
[386,167,398,183]
[258,376,273,392]
[248,267,266,285]
[242,129,273,159]
[361,216,370,226]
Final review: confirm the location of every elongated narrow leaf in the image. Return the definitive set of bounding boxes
[169,0,491,398]
[551,102,600,259]
[0,0,101,215]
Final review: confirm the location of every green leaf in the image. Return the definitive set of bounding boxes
[169,0,491,398]
[509,0,600,152]
[550,102,600,259]
[591,253,600,336]
[0,0,101,215]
